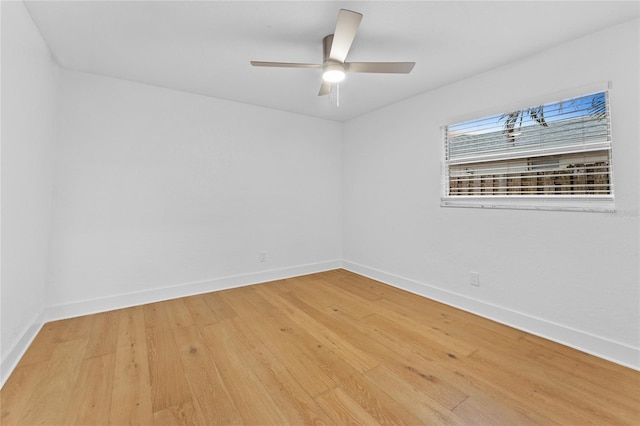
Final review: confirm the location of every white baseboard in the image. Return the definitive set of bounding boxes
[342,260,640,371]
[0,311,46,389]
[45,260,341,322]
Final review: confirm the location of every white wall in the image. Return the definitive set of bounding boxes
[46,69,342,315]
[1,1,59,381]
[342,19,639,368]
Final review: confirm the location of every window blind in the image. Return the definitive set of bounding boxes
[444,91,613,200]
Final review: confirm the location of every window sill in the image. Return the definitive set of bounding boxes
[441,196,615,213]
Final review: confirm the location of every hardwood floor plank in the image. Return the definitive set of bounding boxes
[18,339,89,425]
[215,286,339,397]
[245,295,426,425]
[361,336,469,411]
[353,312,552,423]
[144,302,192,413]
[256,278,295,294]
[367,308,479,358]
[152,400,205,426]
[276,297,465,424]
[0,361,48,425]
[365,364,466,425]
[58,313,96,342]
[256,309,365,392]
[466,347,636,425]
[281,288,468,370]
[451,394,545,426]
[363,312,477,361]
[216,286,265,320]
[328,270,398,300]
[315,387,382,426]
[240,310,339,397]
[328,362,426,425]
[292,277,380,319]
[376,295,527,350]
[172,325,243,425]
[63,353,116,426]
[2,269,638,425]
[201,290,238,321]
[182,294,218,328]
[447,349,573,424]
[164,298,195,328]
[85,310,121,358]
[201,321,287,425]
[108,306,154,425]
[508,337,639,417]
[520,334,640,398]
[225,318,335,425]
[255,285,379,373]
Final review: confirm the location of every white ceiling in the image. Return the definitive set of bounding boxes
[24,1,639,121]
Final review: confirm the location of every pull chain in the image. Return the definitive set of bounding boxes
[328,83,340,107]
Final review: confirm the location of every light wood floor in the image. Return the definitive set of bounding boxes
[1,269,638,425]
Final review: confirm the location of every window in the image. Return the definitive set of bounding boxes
[442,90,614,212]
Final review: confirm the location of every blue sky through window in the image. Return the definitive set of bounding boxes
[448,92,606,138]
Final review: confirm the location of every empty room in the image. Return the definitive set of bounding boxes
[1,1,639,424]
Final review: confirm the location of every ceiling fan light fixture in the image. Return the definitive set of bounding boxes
[322,63,345,82]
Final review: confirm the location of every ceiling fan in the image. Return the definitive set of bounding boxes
[250,9,415,97]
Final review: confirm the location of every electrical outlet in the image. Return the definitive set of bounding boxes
[470,271,480,287]
[259,251,267,262]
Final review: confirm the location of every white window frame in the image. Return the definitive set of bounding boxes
[441,82,615,213]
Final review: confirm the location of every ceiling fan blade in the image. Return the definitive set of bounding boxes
[250,61,322,69]
[346,62,415,73]
[329,9,363,63]
[318,80,334,96]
